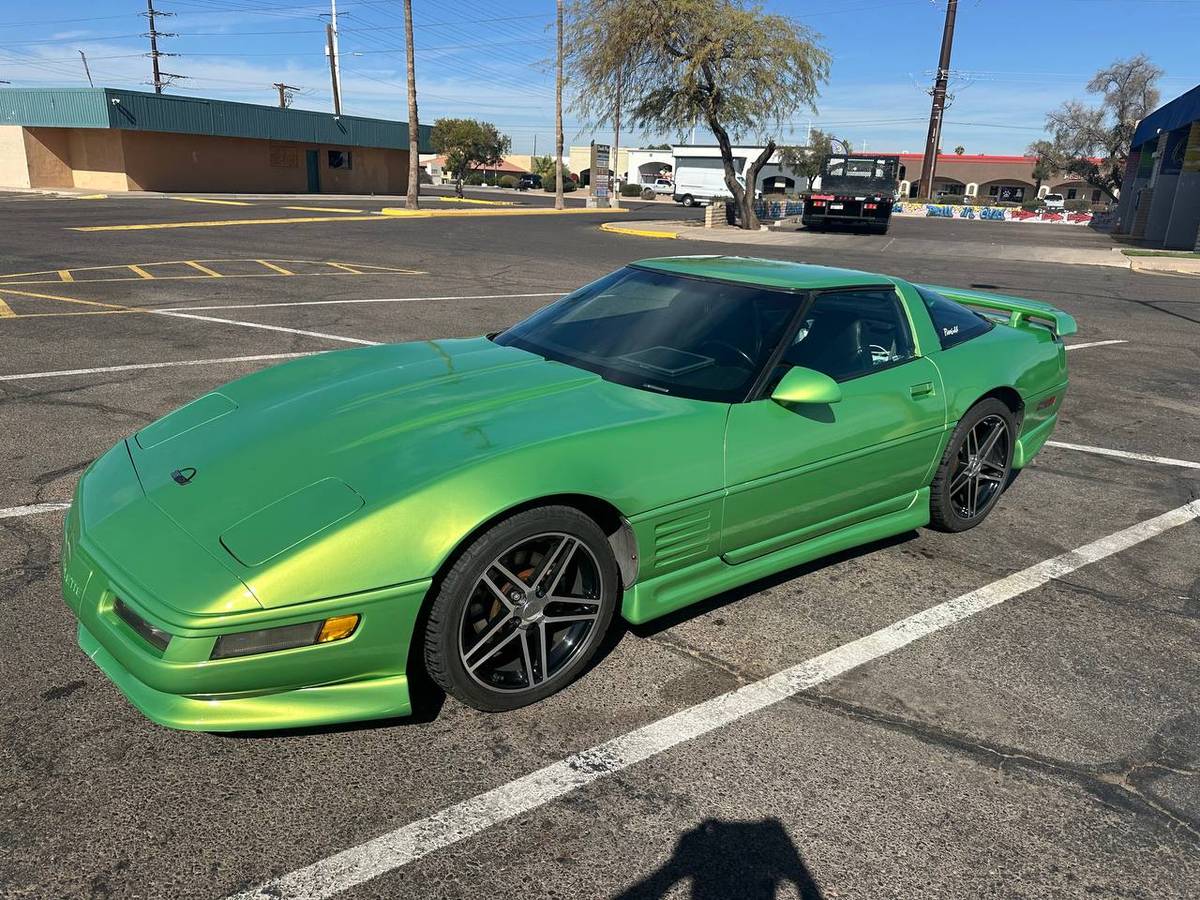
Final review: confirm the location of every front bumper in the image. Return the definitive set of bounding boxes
[63,496,430,732]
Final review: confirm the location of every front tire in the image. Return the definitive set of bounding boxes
[681,194,696,208]
[929,399,1015,532]
[423,506,619,712]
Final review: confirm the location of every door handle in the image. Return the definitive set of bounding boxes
[909,382,934,398]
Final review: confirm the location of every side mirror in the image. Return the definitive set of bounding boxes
[771,366,842,405]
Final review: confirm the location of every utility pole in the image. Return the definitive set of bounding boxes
[273,82,298,108]
[403,0,420,209]
[326,23,342,117]
[554,0,564,210]
[328,0,343,113]
[917,0,957,198]
[142,0,176,94]
[78,50,94,87]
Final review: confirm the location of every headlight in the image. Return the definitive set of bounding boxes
[114,597,172,652]
[210,614,359,660]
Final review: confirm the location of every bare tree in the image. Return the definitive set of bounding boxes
[778,130,849,190]
[1039,54,1162,198]
[565,0,829,229]
[403,0,420,209]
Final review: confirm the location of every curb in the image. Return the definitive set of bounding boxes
[1126,256,1200,277]
[599,222,680,239]
[379,207,630,218]
[426,196,516,206]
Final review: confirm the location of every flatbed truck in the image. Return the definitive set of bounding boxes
[801,154,900,234]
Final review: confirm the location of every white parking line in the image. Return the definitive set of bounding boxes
[228,499,1200,900]
[151,310,379,346]
[0,352,319,382]
[169,291,563,312]
[1046,440,1200,470]
[1064,339,1128,351]
[0,501,71,519]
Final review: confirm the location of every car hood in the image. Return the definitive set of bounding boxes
[122,337,716,608]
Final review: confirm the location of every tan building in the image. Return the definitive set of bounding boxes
[0,87,430,194]
[888,152,1113,206]
[568,144,633,184]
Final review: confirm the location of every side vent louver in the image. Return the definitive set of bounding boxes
[653,510,711,568]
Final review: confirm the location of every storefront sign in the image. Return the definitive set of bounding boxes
[592,142,611,198]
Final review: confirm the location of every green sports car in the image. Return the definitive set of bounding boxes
[62,257,1075,730]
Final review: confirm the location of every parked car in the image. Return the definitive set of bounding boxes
[642,177,674,195]
[517,173,543,191]
[1042,193,1065,210]
[63,257,1075,730]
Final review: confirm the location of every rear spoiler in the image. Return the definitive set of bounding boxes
[921,284,1078,338]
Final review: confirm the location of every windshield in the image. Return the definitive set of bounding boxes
[494,267,800,402]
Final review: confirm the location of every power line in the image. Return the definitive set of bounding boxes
[273,80,299,106]
[143,0,183,94]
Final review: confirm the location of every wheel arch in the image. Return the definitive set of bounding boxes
[976,385,1025,426]
[428,492,636,598]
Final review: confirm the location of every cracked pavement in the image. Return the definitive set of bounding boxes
[1,194,1198,899]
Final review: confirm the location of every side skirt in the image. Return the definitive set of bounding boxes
[621,488,930,625]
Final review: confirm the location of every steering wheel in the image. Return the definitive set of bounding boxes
[699,340,756,369]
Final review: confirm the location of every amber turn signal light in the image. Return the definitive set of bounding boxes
[317,614,360,643]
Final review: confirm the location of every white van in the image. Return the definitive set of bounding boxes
[672,155,747,207]
[1043,193,1065,210]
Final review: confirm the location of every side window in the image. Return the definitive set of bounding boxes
[917,287,993,349]
[782,289,915,382]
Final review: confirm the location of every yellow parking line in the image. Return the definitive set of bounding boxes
[128,265,155,279]
[73,194,108,200]
[184,260,224,277]
[0,287,136,312]
[378,207,631,218]
[326,262,363,274]
[57,269,74,282]
[0,298,14,318]
[283,206,364,213]
[3,309,141,319]
[170,196,253,206]
[71,215,384,231]
[256,260,295,275]
[71,207,628,231]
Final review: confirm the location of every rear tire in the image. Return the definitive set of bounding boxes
[423,506,619,712]
[929,399,1015,532]
[681,194,696,208]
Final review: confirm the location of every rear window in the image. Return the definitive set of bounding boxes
[917,287,994,350]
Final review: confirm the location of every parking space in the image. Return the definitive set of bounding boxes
[1,196,1198,899]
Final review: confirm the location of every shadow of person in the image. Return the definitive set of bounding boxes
[614,817,823,900]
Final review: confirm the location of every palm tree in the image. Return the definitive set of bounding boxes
[403,0,420,209]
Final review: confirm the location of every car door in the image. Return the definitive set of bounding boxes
[721,287,946,561]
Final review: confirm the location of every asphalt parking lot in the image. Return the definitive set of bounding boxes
[2,190,1198,899]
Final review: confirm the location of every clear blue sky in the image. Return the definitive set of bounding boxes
[2,0,1197,155]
